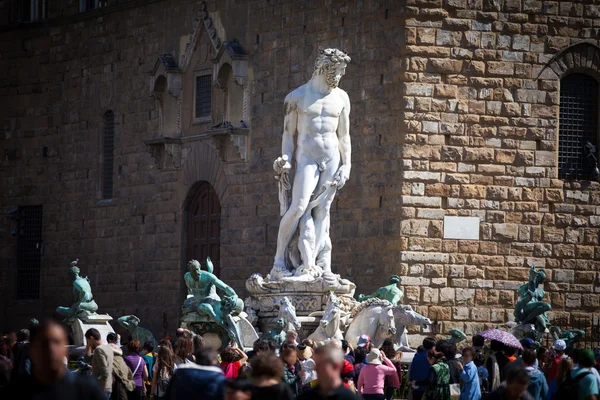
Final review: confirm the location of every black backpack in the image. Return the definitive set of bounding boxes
[555,371,591,399]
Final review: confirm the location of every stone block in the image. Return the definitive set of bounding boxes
[453,306,470,320]
[402,277,431,286]
[493,223,518,240]
[515,89,546,103]
[456,288,475,302]
[435,84,458,98]
[472,21,492,31]
[417,28,437,44]
[429,59,464,74]
[448,265,465,277]
[404,83,434,96]
[461,185,486,198]
[565,190,590,202]
[402,195,442,208]
[422,287,439,303]
[487,61,514,76]
[436,30,463,46]
[464,147,494,162]
[403,171,442,182]
[422,121,439,133]
[404,286,421,303]
[471,308,490,321]
[440,287,455,303]
[534,151,555,167]
[429,306,451,321]
[401,220,430,236]
[401,252,450,263]
[566,293,581,308]
[512,35,530,50]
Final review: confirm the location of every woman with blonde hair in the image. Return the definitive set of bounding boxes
[546,357,574,400]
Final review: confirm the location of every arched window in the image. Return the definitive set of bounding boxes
[102,111,115,199]
[559,74,599,181]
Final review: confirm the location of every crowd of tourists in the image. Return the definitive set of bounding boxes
[1,319,600,400]
[406,335,600,400]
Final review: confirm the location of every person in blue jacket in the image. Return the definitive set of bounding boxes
[459,347,481,400]
[409,337,436,400]
[522,349,548,400]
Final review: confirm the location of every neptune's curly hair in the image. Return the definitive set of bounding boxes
[312,48,351,80]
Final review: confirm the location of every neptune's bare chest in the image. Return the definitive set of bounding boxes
[298,93,343,119]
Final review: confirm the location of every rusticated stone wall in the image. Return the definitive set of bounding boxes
[397,0,600,336]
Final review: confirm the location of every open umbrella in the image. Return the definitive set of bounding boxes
[478,328,523,350]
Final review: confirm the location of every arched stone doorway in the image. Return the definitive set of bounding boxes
[186,181,221,277]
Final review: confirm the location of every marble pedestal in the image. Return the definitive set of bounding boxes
[246,273,355,316]
[69,314,115,345]
[245,272,356,339]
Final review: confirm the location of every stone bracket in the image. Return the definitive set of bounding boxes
[205,127,250,162]
[143,136,184,169]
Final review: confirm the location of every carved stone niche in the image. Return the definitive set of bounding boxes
[145,54,184,169]
[207,41,250,161]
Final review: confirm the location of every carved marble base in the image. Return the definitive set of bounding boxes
[257,316,320,342]
[69,314,115,346]
[180,312,258,351]
[245,272,356,318]
[509,322,545,342]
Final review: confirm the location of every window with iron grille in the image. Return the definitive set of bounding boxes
[195,75,212,119]
[17,206,43,300]
[16,0,48,22]
[559,74,599,181]
[102,111,115,199]
[80,0,107,12]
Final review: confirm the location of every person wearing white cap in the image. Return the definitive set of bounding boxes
[548,340,568,382]
[357,334,372,351]
[356,348,398,399]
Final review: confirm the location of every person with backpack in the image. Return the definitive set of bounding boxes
[474,352,489,395]
[141,342,155,397]
[561,349,599,400]
[151,346,176,400]
[110,343,136,400]
[546,358,573,400]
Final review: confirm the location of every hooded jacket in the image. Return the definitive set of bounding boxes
[525,366,548,400]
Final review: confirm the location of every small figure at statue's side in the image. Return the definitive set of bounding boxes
[265,318,287,348]
[358,276,404,306]
[56,260,99,320]
[117,315,157,350]
[514,266,551,334]
[182,258,244,345]
[550,327,584,350]
[444,329,468,344]
[271,48,352,279]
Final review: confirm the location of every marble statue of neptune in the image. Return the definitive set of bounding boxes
[271,48,352,279]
